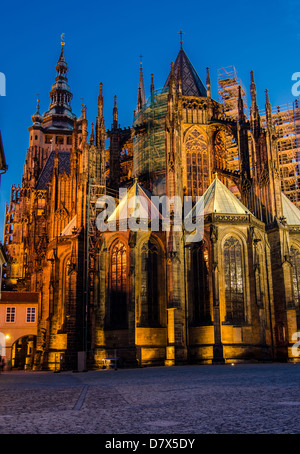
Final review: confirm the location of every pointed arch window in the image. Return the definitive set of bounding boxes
[140,239,161,326]
[192,244,211,324]
[185,129,208,199]
[109,241,127,329]
[224,236,245,324]
[291,245,300,308]
[63,257,72,323]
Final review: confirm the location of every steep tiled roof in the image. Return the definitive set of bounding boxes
[107,180,162,225]
[1,291,39,303]
[164,48,207,97]
[189,174,251,218]
[282,192,300,225]
[35,151,70,190]
[61,215,77,235]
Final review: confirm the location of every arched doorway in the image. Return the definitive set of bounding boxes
[11,335,37,370]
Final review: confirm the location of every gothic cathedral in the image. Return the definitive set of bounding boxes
[3,39,300,370]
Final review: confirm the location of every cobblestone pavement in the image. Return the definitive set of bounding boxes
[0,363,299,434]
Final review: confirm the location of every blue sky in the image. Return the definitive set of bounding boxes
[0,0,299,237]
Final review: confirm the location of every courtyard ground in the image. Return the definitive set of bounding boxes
[0,363,299,434]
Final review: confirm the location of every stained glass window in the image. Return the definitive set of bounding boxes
[64,258,71,318]
[185,129,208,199]
[109,241,127,328]
[224,236,245,323]
[140,240,160,326]
[192,245,211,324]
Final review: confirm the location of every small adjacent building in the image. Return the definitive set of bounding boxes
[0,291,39,369]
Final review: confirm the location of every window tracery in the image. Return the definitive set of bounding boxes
[109,241,127,328]
[224,236,245,323]
[185,129,208,198]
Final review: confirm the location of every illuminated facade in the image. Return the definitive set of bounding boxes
[3,40,300,370]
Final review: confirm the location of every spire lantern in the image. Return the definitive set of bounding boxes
[31,96,43,125]
[55,34,68,81]
[47,35,73,115]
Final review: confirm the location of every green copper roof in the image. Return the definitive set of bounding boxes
[282,192,300,225]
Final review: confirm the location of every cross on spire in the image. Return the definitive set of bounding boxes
[178,29,185,49]
[61,33,65,47]
[139,54,143,67]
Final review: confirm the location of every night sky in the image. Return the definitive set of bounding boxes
[0,0,299,237]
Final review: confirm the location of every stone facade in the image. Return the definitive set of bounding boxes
[2,41,300,370]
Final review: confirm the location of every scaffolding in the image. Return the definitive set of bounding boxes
[217,66,249,176]
[217,66,248,120]
[133,88,168,193]
[260,99,300,208]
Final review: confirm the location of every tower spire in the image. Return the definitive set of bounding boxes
[250,70,258,113]
[113,94,118,127]
[151,73,155,95]
[90,122,95,145]
[206,67,211,98]
[96,82,105,149]
[265,89,272,124]
[250,70,261,134]
[238,85,245,122]
[164,45,207,97]
[98,82,103,117]
[48,36,73,119]
[136,56,146,113]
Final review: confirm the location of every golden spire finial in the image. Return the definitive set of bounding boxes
[61,33,65,47]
